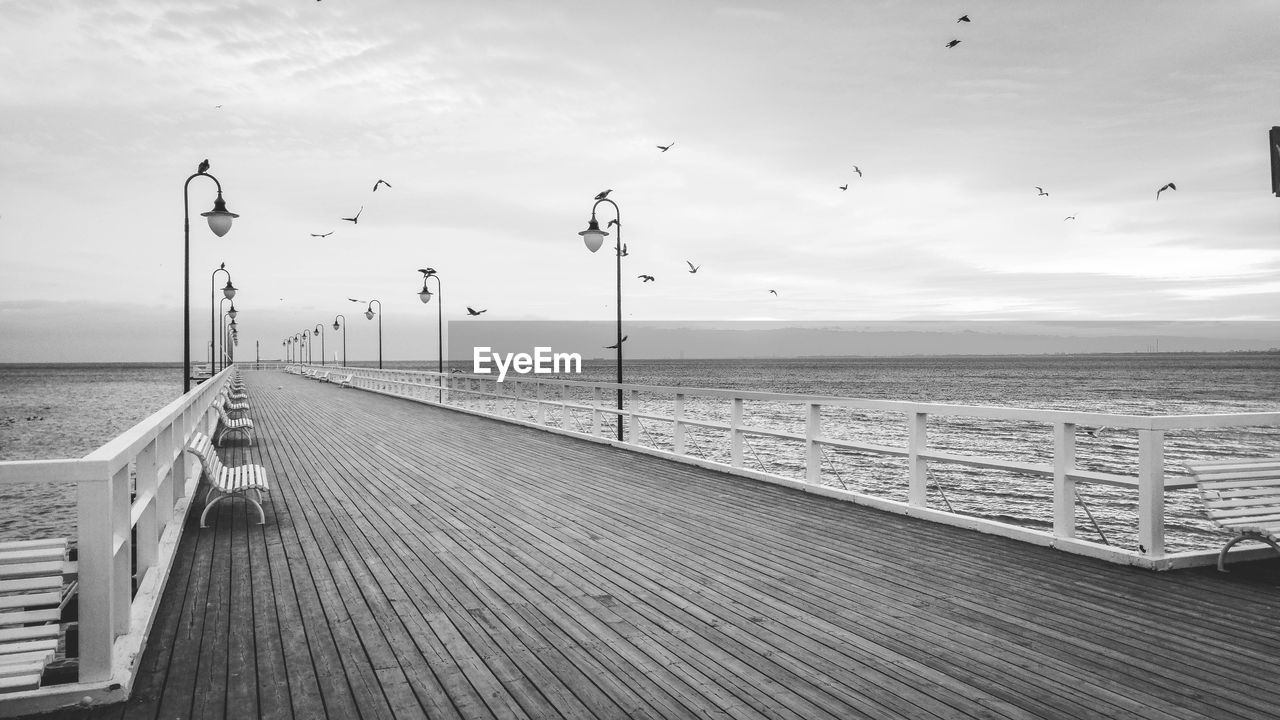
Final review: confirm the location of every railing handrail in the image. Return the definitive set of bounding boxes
[0,365,235,714]
[315,365,1280,430]
[308,363,1280,571]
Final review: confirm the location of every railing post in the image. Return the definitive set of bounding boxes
[730,398,744,467]
[560,383,569,429]
[110,464,131,634]
[907,411,928,506]
[673,393,686,455]
[156,422,175,526]
[1137,428,1166,558]
[628,389,640,443]
[76,473,113,682]
[806,403,822,484]
[1052,423,1077,539]
[535,382,546,424]
[136,438,160,578]
[592,386,602,437]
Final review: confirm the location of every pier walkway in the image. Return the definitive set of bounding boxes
[39,370,1280,719]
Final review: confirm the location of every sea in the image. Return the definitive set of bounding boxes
[2,354,1278,553]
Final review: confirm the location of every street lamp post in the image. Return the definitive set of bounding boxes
[333,315,347,367]
[355,299,383,369]
[417,268,443,374]
[217,298,231,371]
[578,195,624,441]
[313,324,326,366]
[211,264,236,374]
[183,164,238,393]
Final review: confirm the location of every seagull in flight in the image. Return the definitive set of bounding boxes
[657,142,674,152]
[372,179,392,192]
[946,39,961,48]
[1156,182,1176,200]
[839,184,848,191]
[595,189,612,200]
[638,274,655,282]
[348,297,364,303]
[1036,186,1049,196]
[957,14,970,22]
[1063,215,1076,221]
[311,231,334,238]
[604,335,628,349]
[466,307,487,316]
[686,261,700,274]
[769,290,778,296]
[341,206,363,223]
[852,165,862,177]
[618,243,629,257]
[198,158,210,174]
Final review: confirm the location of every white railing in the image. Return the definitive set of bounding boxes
[0,366,234,716]
[289,365,1280,570]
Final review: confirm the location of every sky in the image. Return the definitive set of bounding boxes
[1,0,1279,362]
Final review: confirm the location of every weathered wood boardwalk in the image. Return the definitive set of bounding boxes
[34,370,1280,719]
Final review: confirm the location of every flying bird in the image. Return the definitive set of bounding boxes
[657,142,674,152]
[852,165,862,177]
[686,261,700,274]
[946,39,961,48]
[595,189,612,200]
[957,14,970,22]
[418,267,436,275]
[341,206,363,223]
[638,274,655,282]
[769,290,778,296]
[348,298,363,303]
[372,179,392,192]
[1156,182,1176,199]
[466,307,487,316]
[1063,215,1076,221]
[839,184,848,191]
[619,243,629,256]
[604,335,628,349]
[311,231,334,238]
[198,159,210,173]
[607,219,619,228]
[1036,186,1049,196]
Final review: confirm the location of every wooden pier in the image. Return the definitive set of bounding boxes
[30,370,1280,719]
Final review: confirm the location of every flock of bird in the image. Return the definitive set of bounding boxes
[935,14,1178,208]
[198,11,1191,346]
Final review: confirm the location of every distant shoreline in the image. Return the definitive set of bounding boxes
[2,349,1279,368]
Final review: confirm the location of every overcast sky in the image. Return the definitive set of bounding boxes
[2,1,1278,362]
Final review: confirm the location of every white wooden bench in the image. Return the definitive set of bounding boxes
[186,432,271,527]
[1184,456,1280,571]
[0,539,74,693]
[213,398,254,446]
[333,374,353,388]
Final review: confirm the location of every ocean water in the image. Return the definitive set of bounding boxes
[3,355,1279,552]
[0,364,183,542]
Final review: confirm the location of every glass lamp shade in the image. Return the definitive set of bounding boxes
[229,319,238,329]
[227,305,238,319]
[333,321,340,331]
[419,287,433,304]
[201,192,239,238]
[578,217,607,253]
[313,328,320,336]
[365,309,375,320]
[222,280,237,300]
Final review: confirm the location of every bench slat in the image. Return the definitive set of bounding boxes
[0,592,60,612]
[0,608,62,627]
[0,639,57,656]
[0,672,42,692]
[0,625,60,643]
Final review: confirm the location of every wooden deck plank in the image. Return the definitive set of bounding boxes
[26,369,1280,720]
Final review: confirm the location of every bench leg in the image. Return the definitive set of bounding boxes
[1218,534,1280,572]
[201,490,267,526]
[200,490,226,528]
